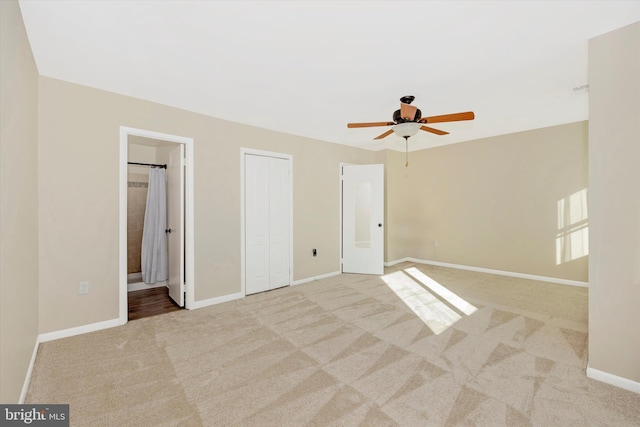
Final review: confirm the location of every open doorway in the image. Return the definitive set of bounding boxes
[119,127,195,324]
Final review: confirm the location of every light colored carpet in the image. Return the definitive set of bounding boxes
[26,263,640,426]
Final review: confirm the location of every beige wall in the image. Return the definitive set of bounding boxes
[0,0,40,402]
[385,122,589,282]
[126,172,148,274]
[384,149,411,262]
[36,74,589,334]
[128,141,157,174]
[588,21,640,383]
[3,0,635,400]
[37,76,376,332]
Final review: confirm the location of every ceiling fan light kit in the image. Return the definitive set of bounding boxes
[392,122,422,138]
[347,96,475,167]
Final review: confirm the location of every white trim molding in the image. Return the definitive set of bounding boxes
[587,366,640,394]
[119,126,196,324]
[39,318,120,343]
[127,281,166,292]
[190,292,244,310]
[293,271,341,286]
[385,257,588,287]
[19,337,41,404]
[21,318,121,401]
[385,258,414,267]
[187,270,343,309]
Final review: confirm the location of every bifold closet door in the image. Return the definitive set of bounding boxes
[245,154,290,295]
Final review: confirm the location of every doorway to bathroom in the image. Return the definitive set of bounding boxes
[119,127,195,324]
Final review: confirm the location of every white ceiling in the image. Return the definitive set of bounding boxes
[19,1,640,152]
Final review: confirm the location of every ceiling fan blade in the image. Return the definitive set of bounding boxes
[347,121,395,128]
[373,129,394,140]
[420,125,449,136]
[419,111,475,124]
[400,103,418,121]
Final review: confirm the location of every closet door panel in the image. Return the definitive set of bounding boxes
[268,157,290,289]
[245,155,270,295]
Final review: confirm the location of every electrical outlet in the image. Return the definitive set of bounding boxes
[433,240,438,247]
[312,248,317,257]
[79,281,89,295]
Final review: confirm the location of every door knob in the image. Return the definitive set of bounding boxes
[165,228,172,234]
[378,223,382,227]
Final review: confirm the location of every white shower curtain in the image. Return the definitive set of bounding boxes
[141,167,168,284]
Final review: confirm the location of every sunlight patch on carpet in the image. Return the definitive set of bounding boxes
[382,269,478,335]
[404,267,477,316]
[382,271,461,334]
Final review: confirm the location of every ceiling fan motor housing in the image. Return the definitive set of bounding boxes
[393,108,422,123]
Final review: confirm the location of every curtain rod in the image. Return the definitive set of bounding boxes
[127,162,167,169]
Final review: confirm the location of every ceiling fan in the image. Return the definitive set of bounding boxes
[347,96,475,166]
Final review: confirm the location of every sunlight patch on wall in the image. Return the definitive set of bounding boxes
[382,270,477,335]
[556,188,589,265]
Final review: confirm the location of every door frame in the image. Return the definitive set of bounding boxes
[339,162,354,268]
[118,126,195,324]
[240,148,293,296]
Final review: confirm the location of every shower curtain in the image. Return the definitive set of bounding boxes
[141,167,168,284]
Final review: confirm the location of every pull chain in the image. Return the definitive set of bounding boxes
[405,136,409,167]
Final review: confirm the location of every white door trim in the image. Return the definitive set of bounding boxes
[119,126,195,325]
[240,148,293,296]
[339,162,355,270]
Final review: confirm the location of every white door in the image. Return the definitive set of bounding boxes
[342,164,384,275]
[268,157,291,289]
[167,145,184,306]
[245,154,291,295]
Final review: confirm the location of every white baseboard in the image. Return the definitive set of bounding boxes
[19,336,41,404]
[293,271,341,286]
[385,257,588,287]
[385,258,413,267]
[190,292,244,310]
[23,318,121,401]
[38,318,121,343]
[190,271,342,309]
[587,366,640,394]
[35,270,343,344]
[128,281,166,292]
[127,272,142,282]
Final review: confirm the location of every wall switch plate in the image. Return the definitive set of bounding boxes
[79,281,89,295]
